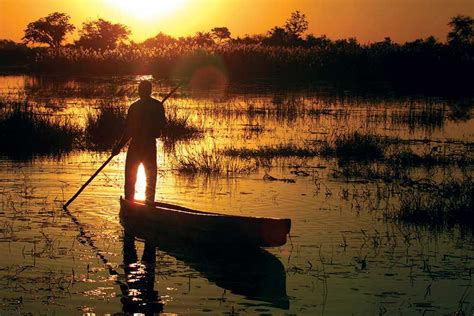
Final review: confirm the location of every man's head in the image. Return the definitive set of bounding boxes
[138,80,152,99]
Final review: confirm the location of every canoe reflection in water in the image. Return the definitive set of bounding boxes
[119,204,290,313]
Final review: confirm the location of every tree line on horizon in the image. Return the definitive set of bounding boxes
[0,11,472,95]
[2,11,473,50]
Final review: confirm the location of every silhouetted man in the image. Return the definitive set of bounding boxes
[112,80,166,203]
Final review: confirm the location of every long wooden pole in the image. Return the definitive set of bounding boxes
[161,82,182,103]
[63,82,182,209]
[63,155,114,209]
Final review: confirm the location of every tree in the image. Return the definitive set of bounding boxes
[447,15,473,45]
[211,27,231,43]
[0,40,30,66]
[232,34,266,45]
[305,34,331,49]
[284,11,309,38]
[142,32,177,47]
[263,11,309,46]
[193,32,214,46]
[22,12,75,48]
[264,26,292,46]
[76,19,130,49]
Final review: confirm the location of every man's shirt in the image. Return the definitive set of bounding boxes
[124,97,166,150]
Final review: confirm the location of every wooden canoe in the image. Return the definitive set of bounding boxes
[119,197,291,247]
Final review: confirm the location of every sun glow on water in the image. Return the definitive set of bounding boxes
[108,0,186,19]
[134,163,147,201]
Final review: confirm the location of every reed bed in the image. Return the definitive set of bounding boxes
[317,131,473,166]
[18,40,472,95]
[83,103,202,150]
[390,102,446,132]
[163,108,203,142]
[0,98,204,156]
[84,102,126,150]
[319,132,386,162]
[174,148,257,175]
[386,148,473,167]
[398,177,474,230]
[23,78,137,100]
[0,99,80,157]
[218,130,473,173]
[223,144,317,158]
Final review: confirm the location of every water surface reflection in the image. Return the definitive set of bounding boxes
[120,207,289,311]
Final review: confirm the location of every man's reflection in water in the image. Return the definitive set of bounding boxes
[121,232,163,314]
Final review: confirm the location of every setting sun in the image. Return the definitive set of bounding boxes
[108,0,186,19]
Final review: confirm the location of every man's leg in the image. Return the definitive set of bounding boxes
[124,149,139,200]
[143,149,157,204]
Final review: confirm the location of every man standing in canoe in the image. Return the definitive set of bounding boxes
[112,80,166,204]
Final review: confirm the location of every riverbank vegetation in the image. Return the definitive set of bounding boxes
[1,13,473,95]
[84,102,126,150]
[398,177,474,230]
[83,103,203,150]
[0,94,472,232]
[0,99,80,157]
[0,98,203,156]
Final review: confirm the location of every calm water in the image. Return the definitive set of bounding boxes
[0,75,473,315]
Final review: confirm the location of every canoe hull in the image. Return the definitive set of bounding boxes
[119,198,291,247]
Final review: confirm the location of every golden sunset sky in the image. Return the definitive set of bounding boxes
[1,0,473,43]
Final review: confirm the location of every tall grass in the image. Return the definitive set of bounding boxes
[223,144,317,158]
[84,104,202,151]
[391,102,446,132]
[319,132,386,161]
[0,98,203,156]
[174,148,257,175]
[163,108,202,142]
[398,177,474,230]
[22,40,473,95]
[220,131,473,170]
[0,99,80,157]
[386,148,473,167]
[85,103,126,150]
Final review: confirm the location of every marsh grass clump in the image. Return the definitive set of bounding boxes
[274,96,304,121]
[391,103,446,132]
[175,148,256,175]
[335,132,385,161]
[386,150,426,166]
[308,107,348,119]
[175,150,221,174]
[320,132,386,162]
[448,99,473,121]
[163,109,202,142]
[398,177,474,230]
[0,99,80,157]
[308,108,334,116]
[386,145,474,168]
[223,144,317,158]
[330,160,412,183]
[85,103,126,150]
